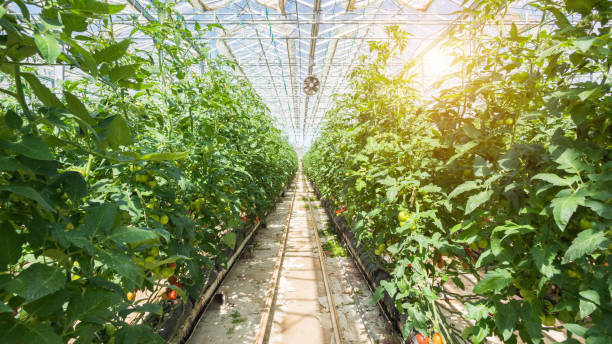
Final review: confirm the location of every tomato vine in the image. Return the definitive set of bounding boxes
[0,0,297,342]
[305,1,611,343]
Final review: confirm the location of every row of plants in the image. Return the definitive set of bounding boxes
[0,0,297,343]
[304,0,611,343]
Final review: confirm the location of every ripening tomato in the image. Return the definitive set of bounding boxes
[167,290,177,300]
[126,292,136,301]
[432,333,443,344]
[416,333,429,344]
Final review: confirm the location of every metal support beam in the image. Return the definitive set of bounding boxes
[302,0,323,146]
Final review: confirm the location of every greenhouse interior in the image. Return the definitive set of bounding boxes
[0,0,610,343]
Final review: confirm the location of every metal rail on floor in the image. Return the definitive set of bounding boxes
[304,175,344,344]
[179,179,294,344]
[254,175,299,344]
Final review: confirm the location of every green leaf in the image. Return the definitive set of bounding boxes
[7,135,54,160]
[48,171,87,202]
[68,0,125,14]
[465,189,493,215]
[101,115,132,149]
[473,268,512,294]
[140,151,189,161]
[34,32,61,64]
[520,302,542,341]
[578,290,600,318]
[4,110,22,129]
[448,180,480,199]
[23,323,63,344]
[386,185,401,202]
[94,39,131,64]
[0,222,23,268]
[106,226,159,246]
[2,263,65,302]
[531,245,559,278]
[495,300,520,341]
[109,63,141,83]
[97,250,143,285]
[554,148,585,174]
[532,173,577,187]
[63,90,95,125]
[66,287,122,324]
[473,155,493,177]
[81,203,117,237]
[0,302,11,313]
[1,185,55,213]
[465,301,490,321]
[563,323,588,337]
[573,37,596,53]
[563,229,609,263]
[23,289,70,319]
[551,189,585,231]
[222,232,236,249]
[20,73,64,108]
[114,324,164,344]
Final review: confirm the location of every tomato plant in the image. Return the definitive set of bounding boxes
[0,0,297,342]
[305,2,611,343]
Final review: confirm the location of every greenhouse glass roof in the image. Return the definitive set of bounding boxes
[64,0,539,147]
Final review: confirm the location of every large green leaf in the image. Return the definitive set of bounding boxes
[1,185,55,213]
[97,249,143,285]
[2,263,65,302]
[465,189,493,215]
[47,171,87,202]
[578,290,600,318]
[473,268,512,294]
[81,203,118,237]
[0,222,23,268]
[140,151,189,161]
[68,0,125,14]
[495,300,520,341]
[222,232,236,249]
[23,289,70,319]
[94,39,131,64]
[66,287,122,324]
[532,173,577,187]
[21,73,63,108]
[101,115,132,149]
[563,229,609,263]
[63,90,95,125]
[22,323,63,344]
[106,226,159,246]
[448,180,480,199]
[554,148,586,174]
[34,32,60,64]
[6,135,54,160]
[551,189,585,231]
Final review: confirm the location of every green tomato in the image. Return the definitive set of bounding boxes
[540,314,555,326]
[579,217,592,229]
[398,211,411,222]
[148,246,159,257]
[477,238,488,249]
[103,323,116,336]
[160,215,169,225]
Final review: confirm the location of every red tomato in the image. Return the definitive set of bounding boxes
[167,290,177,300]
[240,216,246,222]
[168,276,178,284]
[432,333,443,344]
[416,333,429,344]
